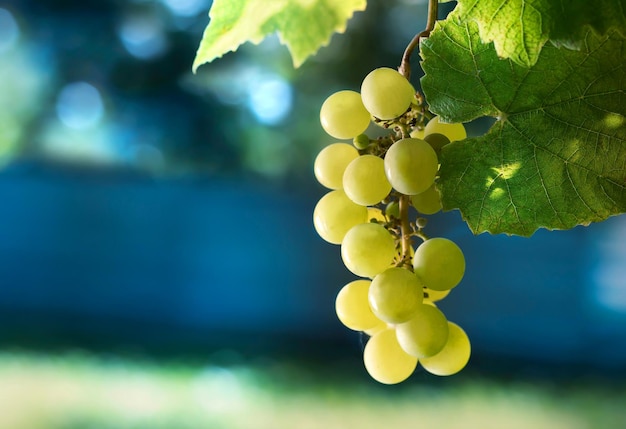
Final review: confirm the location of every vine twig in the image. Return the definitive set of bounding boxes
[398,0,438,79]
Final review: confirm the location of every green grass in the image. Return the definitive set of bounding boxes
[0,351,624,429]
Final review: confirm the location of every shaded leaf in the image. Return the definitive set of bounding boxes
[421,17,626,236]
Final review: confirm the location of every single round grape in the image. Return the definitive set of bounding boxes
[313,190,368,244]
[413,238,465,291]
[384,138,439,195]
[369,267,423,324]
[320,90,371,139]
[420,322,471,376]
[314,143,359,190]
[423,133,451,155]
[341,223,396,278]
[335,280,382,331]
[361,68,415,120]
[424,116,467,142]
[363,328,418,384]
[353,134,370,150]
[343,154,392,206]
[411,184,442,215]
[385,201,400,219]
[396,304,449,358]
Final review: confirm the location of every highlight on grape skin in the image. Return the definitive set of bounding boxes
[319,90,371,139]
[361,67,415,120]
[313,190,368,244]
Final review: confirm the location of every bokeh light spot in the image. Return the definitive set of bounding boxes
[248,77,293,125]
[119,16,168,60]
[0,8,20,52]
[56,82,104,129]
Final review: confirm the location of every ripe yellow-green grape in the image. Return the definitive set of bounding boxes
[320,90,371,139]
[411,184,442,215]
[361,67,415,120]
[424,116,467,142]
[396,303,449,358]
[384,138,438,195]
[343,154,392,206]
[420,322,471,376]
[335,280,382,331]
[313,190,367,244]
[413,237,465,291]
[341,223,396,278]
[369,267,423,324]
[314,143,359,190]
[363,328,418,384]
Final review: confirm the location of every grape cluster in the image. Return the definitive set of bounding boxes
[314,67,471,384]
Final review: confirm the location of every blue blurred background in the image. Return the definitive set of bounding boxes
[0,1,625,427]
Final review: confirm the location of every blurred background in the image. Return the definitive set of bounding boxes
[0,0,625,428]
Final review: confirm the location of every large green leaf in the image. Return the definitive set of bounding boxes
[421,17,626,236]
[193,0,366,71]
[456,0,626,66]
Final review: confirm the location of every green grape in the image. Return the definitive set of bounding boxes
[335,280,382,331]
[314,143,359,190]
[424,116,467,142]
[384,138,439,195]
[396,303,449,358]
[320,90,371,139]
[413,238,465,291]
[343,154,392,206]
[420,322,471,376]
[313,190,368,244]
[423,133,451,155]
[425,287,450,303]
[385,200,400,219]
[363,328,418,384]
[361,68,415,120]
[341,223,396,278]
[411,184,442,215]
[369,267,423,324]
[353,133,370,150]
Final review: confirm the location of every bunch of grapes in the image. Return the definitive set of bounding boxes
[313,67,471,384]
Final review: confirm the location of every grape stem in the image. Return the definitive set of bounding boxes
[398,194,413,269]
[398,0,438,79]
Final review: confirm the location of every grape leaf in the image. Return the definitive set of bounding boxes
[192,0,366,71]
[456,0,626,66]
[421,17,626,236]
